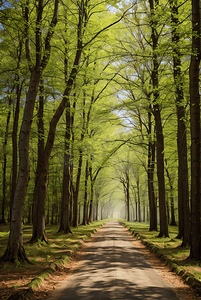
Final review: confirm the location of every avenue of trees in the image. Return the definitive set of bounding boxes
[0,0,200,261]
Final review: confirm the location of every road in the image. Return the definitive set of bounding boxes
[48,220,178,300]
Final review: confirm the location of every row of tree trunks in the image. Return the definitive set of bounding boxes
[1,0,60,262]
[1,70,41,262]
[30,1,85,239]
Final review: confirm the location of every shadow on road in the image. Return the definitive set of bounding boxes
[55,221,178,300]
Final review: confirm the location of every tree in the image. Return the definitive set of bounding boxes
[169,0,189,245]
[189,0,201,260]
[148,0,169,237]
[1,93,12,224]
[30,0,130,238]
[1,0,59,262]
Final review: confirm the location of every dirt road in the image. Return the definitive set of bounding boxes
[47,220,185,299]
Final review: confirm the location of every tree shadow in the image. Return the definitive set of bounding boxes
[56,221,177,299]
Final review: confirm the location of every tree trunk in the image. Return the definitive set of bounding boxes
[166,194,170,225]
[170,193,176,226]
[165,160,177,226]
[1,69,40,262]
[27,205,32,225]
[78,205,81,224]
[1,96,12,224]
[88,165,94,223]
[169,0,189,244]
[72,150,83,227]
[149,0,169,237]
[1,0,59,261]
[126,170,130,221]
[46,195,50,225]
[82,160,88,225]
[30,41,83,239]
[30,79,47,242]
[148,110,157,230]
[189,0,201,260]
[136,178,141,223]
[154,108,169,236]
[96,201,98,221]
[11,87,20,220]
[59,104,72,234]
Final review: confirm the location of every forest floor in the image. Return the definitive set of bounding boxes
[0,219,201,299]
[0,220,106,300]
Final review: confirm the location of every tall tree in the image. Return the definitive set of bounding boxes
[1,94,12,224]
[30,3,130,237]
[1,0,59,262]
[189,0,201,260]
[169,0,189,245]
[149,0,169,237]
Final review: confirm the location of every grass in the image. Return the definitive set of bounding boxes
[118,219,201,289]
[0,219,107,288]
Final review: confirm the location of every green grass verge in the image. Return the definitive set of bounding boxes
[118,219,201,293]
[0,219,107,291]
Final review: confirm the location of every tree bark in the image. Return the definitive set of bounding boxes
[1,69,40,262]
[189,0,201,260]
[82,160,89,225]
[137,178,141,223]
[149,0,169,237]
[88,164,94,223]
[11,82,22,219]
[165,160,177,226]
[1,0,59,261]
[72,150,83,227]
[59,104,72,234]
[154,108,168,236]
[169,0,189,244]
[30,25,83,239]
[96,201,98,220]
[1,96,12,224]
[30,80,47,242]
[125,170,130,221]
[148,110,157,230]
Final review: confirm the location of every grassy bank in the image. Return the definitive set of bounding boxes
[0,220,107,266]
[118,219,201,294]
[0,219,108,298]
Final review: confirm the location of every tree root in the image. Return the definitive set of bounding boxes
[8,288,34,300]
[0,246,32,264]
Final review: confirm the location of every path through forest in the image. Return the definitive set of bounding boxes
[47,220,194,300]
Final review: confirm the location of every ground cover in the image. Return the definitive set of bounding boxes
[118,219,201,294]
[0,219,107,299]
